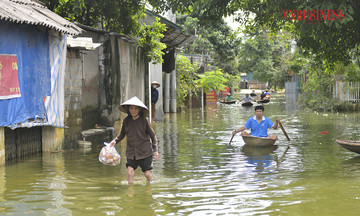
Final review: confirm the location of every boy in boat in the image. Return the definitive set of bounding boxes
[240,93,254,104]
[232,105,280,140]
[264,90,271,99]
[226,93,233,101]
[258,92,266,101]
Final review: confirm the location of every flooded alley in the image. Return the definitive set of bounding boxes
[1,96,360,215]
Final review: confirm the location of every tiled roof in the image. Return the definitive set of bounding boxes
[0,0,82,35]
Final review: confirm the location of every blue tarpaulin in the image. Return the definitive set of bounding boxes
[0,21,51,127]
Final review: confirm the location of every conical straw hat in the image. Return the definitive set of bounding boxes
[118,96,149,115]
[151,81,160,88]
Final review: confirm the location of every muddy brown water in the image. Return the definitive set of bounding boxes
[1,96,360,215]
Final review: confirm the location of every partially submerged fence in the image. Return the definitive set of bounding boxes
[335,81,360,103]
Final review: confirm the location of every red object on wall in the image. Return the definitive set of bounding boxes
[0,55,21,99]
[206,90,217,104]
[222,86,230,96]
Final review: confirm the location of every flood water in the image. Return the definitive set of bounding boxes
[1,96,360,215]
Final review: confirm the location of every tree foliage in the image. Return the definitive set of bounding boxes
[42,0,145,35]
[297,59,338,111]
[238,29,294,89]
[194,69,228,93]
[41,0,167,63]
[151,0,360,65]
[138,17,167,64]
[176,55,200,107]
[178,16,241,75]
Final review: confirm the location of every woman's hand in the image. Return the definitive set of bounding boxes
[109,139,116,147]
[153,151,159,161]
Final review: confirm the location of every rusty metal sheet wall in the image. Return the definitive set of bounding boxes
[5,127,42,161]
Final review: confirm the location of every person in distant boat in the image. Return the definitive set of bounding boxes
[232,105,280,140]
[226,93,233,101]
[250,90,257,97]
[258,91,266,101]
[264,90,271,99]
[240,93,254,104]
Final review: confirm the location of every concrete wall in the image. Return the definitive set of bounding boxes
[42,127,64,152]
[64,49,83,147]
[82,48,100,129]
[79,32,102,130]
[119,38,146,103]
[97,35,147,134]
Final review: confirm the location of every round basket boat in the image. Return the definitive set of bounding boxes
[242,136,277,147]
[241,102,253,107]
[257,99,270,104]
[220,100,236,104]
[242,144,278,156]
[336,139,360,154]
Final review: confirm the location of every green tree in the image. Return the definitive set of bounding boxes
[237,28,298,90]
[138,17,167,64]
[42,0,144,35]
[178,15,241,75]
[176,55,200,107]
[194,68,228,93]
[224,73,241,93]
[150,0,360,65]
[41,0,167,64]
[298,60,337,111]
[238,29,275,88]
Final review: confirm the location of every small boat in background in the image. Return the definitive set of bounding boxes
[336,139,360,154]
[219,100,236,104]
[241,101,253,107]
[250,92,257,97]
[257,99,270,104]
[242,136,276,147]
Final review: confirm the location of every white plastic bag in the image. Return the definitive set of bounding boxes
[99,142,121,166]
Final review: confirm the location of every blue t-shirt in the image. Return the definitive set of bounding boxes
[244,116,274,137]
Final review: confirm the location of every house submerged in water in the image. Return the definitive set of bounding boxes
[0,1,195,164]
[0,0,82,164]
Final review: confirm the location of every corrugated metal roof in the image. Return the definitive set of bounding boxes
[145,9,196,49]
[162,29,197,49]
[67,36,102,50]
[0,0,82,35]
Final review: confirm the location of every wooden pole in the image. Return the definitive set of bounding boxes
[279,121,290,141]
[229,133,235,145]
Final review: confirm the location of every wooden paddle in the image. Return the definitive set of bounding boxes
[279,121,290,141]
[229,133,236,145]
